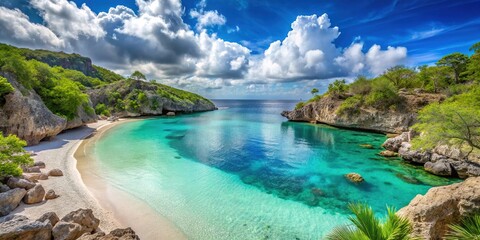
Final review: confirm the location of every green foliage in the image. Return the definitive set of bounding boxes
[0,133,33,178]
[446,215,480,240]
[311,88,319,95]
[155,83,211,105]
[437,52,469,83]
[95,103,110,116]
[416,65,451,93]
[295,101,305,110]
[137,91,148,104]
[349,76,372,95]
[52,67,104,87]
[337,95,363,115]
[327,79,349,96]
[130,70,146,81]
[365,78,400,109]
[412,86,480,152]
[0,76,14,98]
[93,65,124,83]
[326,203,413,240]
[382,66,419,89]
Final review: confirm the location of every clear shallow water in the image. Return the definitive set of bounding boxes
[92,100,458,239]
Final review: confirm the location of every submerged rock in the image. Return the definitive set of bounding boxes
[398,177,480,239]
[345,173,364,183]
[379,150,397,157]
[0,188,27,217]
[359,144,374,149]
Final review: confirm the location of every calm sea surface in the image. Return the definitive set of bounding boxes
[92,100,457,239]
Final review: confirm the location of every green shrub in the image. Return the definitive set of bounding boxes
[337,95,363,115]
[0,76,14,98]
[349,76,372,95]
[95,103,110,116]
[0,133,33,178]
[137,91,148,104]
[327,79,349,96]
[295,101,305,109]
[365,78,400,109]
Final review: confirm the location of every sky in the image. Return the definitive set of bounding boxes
[0,0,479,99]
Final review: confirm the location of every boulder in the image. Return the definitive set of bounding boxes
[166,111,175,116]
[382,132,410,151]
[45,190,59,200]
[424,160,453,176]
[34,161,46,169]
[7,177,35,190]
[345,173,364,183]
[61,209,100,235]
[0,183,9,193]
[398,142,431,164]
[0,215,52,240]
[52,221,83,240]
[398,177,480,239]
[23,166,41,173]
[78,228,139,240]
[48,169,64,177]
[23,184,45,204]
[379,150,397,157]
[0,188,27,217]
[23,173,48,182]
[37,212,60,227]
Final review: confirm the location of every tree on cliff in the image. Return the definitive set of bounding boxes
[0,133,33,178]
[327,203,412,240]
[311,88,319,96]
[130,71,146,81]
[412,87,480,154]
[382,66,417,89]
[437,53,469,84]
[0,76,14,98]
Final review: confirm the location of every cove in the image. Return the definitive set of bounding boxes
[91,100,458,239]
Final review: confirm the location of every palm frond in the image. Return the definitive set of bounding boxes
[382,206,412,240]
[446,215,480,240]
[326,225,368,240]
[348,203,383,239]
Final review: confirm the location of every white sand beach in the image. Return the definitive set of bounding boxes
[11,119,187,240]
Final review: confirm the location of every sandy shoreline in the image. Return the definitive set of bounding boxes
[76,119,187,240]
[13,119,186,240]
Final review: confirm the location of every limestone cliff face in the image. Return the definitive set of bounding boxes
[282,92,444,133]
[0,73,97,145]
[0,74,66,145]
[398,177,480,239]
[88,80,216,117]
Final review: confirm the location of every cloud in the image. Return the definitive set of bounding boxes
[0,6,64,49]
[190,1,226,31]
[0,1,408,97]
[250,13,407,82]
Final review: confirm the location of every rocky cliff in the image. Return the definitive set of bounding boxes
[0,74,64,145]
[398,177,480,239]
[88,80,216,117]
[282,91,444,133]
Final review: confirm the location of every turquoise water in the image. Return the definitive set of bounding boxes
[92,100,457,239]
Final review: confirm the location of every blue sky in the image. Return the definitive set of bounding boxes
[0,0,479,99]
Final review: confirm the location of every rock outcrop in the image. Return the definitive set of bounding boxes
[0,188,27,217]
[78,228,140,240]
[282,92,444,133]
[398,177,480,239]
[345,173,364,183]
[88,80,216,117]
[0,215,52,240]
[0,73,66,145]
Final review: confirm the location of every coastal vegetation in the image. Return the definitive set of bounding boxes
[0,133,32,178]
[297,42,480,155]
[327,203,412,240]
[446,214,480,240]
